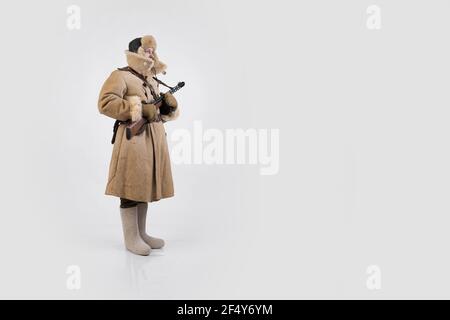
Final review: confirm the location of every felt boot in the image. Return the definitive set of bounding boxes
[120,206,151,256]
[137,203,165,249]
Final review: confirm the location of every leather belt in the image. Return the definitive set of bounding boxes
[111,114,162,144]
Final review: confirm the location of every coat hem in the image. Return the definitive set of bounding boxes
[104,191,174,204]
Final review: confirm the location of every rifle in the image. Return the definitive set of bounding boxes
[125,81,185,140]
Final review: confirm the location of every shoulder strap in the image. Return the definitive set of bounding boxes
[152,76,173,90]
[118,67,174,90]
[117,66,158,100]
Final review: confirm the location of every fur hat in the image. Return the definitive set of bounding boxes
[126,35,167,75]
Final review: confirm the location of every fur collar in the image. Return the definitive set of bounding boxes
[125,51,167,77]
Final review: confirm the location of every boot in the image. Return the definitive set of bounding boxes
[137,203,165,249]
[120,206,151,256]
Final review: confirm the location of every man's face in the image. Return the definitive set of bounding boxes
[143,47,154,60]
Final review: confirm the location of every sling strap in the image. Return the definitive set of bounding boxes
[153,76,173,90]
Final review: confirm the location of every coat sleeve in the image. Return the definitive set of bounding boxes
[98,71,134,121]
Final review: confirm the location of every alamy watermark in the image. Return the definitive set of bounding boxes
[366,5,381,30]
[66,5,81,30]
[169,121,279,175]
[66,265,81,290]
[366,264,381,290]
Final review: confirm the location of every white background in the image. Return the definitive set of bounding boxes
[0,0,449,299]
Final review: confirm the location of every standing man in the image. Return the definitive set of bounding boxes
[98,35,179,256]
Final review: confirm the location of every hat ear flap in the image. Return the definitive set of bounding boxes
[128,37,142,53]
[151,51,167,75]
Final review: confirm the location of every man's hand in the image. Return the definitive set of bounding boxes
[160,92,178,115]
[163,92,178,108]
[142,103,157,120]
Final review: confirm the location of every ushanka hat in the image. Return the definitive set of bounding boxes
[127,35,167,75]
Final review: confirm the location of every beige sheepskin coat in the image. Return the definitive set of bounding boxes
[98,35,179,202]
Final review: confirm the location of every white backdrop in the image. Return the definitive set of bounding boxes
[0,0,449,299]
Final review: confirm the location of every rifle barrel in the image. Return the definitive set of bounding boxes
[150,82,185,104]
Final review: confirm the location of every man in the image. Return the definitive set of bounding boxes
[98,35,179,256]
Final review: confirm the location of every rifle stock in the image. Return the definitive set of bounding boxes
[126,118,148,140]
